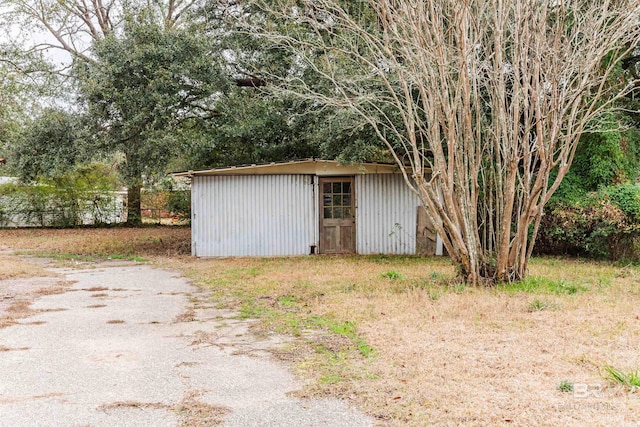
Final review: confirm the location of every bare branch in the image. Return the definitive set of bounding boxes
[250,0,640,284]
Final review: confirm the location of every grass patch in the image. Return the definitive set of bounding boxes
[381,270,405,280]
[527,299,560,312]
[557,380,574,392]
[499,276,587,295]
[603,365,640,390]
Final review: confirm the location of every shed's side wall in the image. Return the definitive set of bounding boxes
[356,174,420,255]
[191,175,315,256]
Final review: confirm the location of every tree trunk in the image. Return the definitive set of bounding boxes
[126,183,142,226]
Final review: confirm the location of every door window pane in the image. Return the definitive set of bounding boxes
[323,183,331,193]
[343,182,351,193]
[343,208,352,218]
[323,195,332,206]
[333,183,342,193]
[333,207,343,219]
[333,195,342,206]
[342,195,351,206]
[324,207,332,219]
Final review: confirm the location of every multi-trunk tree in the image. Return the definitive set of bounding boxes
[250,0,640,284]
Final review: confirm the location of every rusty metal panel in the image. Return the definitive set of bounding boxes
[191,175,316,257]
[355,174,420,255]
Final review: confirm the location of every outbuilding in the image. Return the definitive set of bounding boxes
[175,159,442,257]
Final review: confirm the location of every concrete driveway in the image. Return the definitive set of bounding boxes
[0,261,372,427]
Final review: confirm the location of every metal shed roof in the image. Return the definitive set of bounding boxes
[173,159,408,177]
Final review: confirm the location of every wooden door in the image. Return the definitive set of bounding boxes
[319,177,355,254]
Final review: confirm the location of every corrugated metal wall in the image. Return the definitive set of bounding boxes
[356,174,420,255]
[191,175,316,256]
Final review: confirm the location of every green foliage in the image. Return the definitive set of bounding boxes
[75,14,225,223]
[557,380,574,392]
[141,177,191,221]
[538,187,640,260]
[381,270,404,280]
[602,185,640,221]
[500,276,585,295]
[603,366,640,390]
[553,113,640,205]
[182,92,321,169]
[8,109,90,182]
[325,320,375,357]
[166,190,191,219]
[0,45,56,167]
[0,163,122,227]
[77,19,223,174]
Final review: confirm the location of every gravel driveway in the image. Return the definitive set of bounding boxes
[0,261,372,427]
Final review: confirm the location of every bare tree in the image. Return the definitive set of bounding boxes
[2,0,205,65]
[249,0,640,284]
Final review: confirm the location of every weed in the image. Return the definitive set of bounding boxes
[527,299,559,312]
[428,289,442,301]
[500,276,586,295]
[557,380,574,392]
[550,280,582,295]
[603,366,640,390]
[596,276,612,289]
[381,270,405,280]
[357,341,375,357]
[319,374,345,384]
[278,295,296,308]
[238,302,275,320]
[451,282,467,294]
[108,254,148,262]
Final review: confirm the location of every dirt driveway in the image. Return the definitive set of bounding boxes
[0,259,372,427]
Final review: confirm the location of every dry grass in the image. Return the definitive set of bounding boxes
[0,255,52,280]
[0,227,190,259]
[175,390,230,427]
[91,293,109,298]
[98,401,167,411]
[0,346,30,352]
[0,300,38,328]
[174,307,196,323]
[98,390,230,426]
[2,228,639,426]
[164,255,640,427]
[34,281,75,295]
